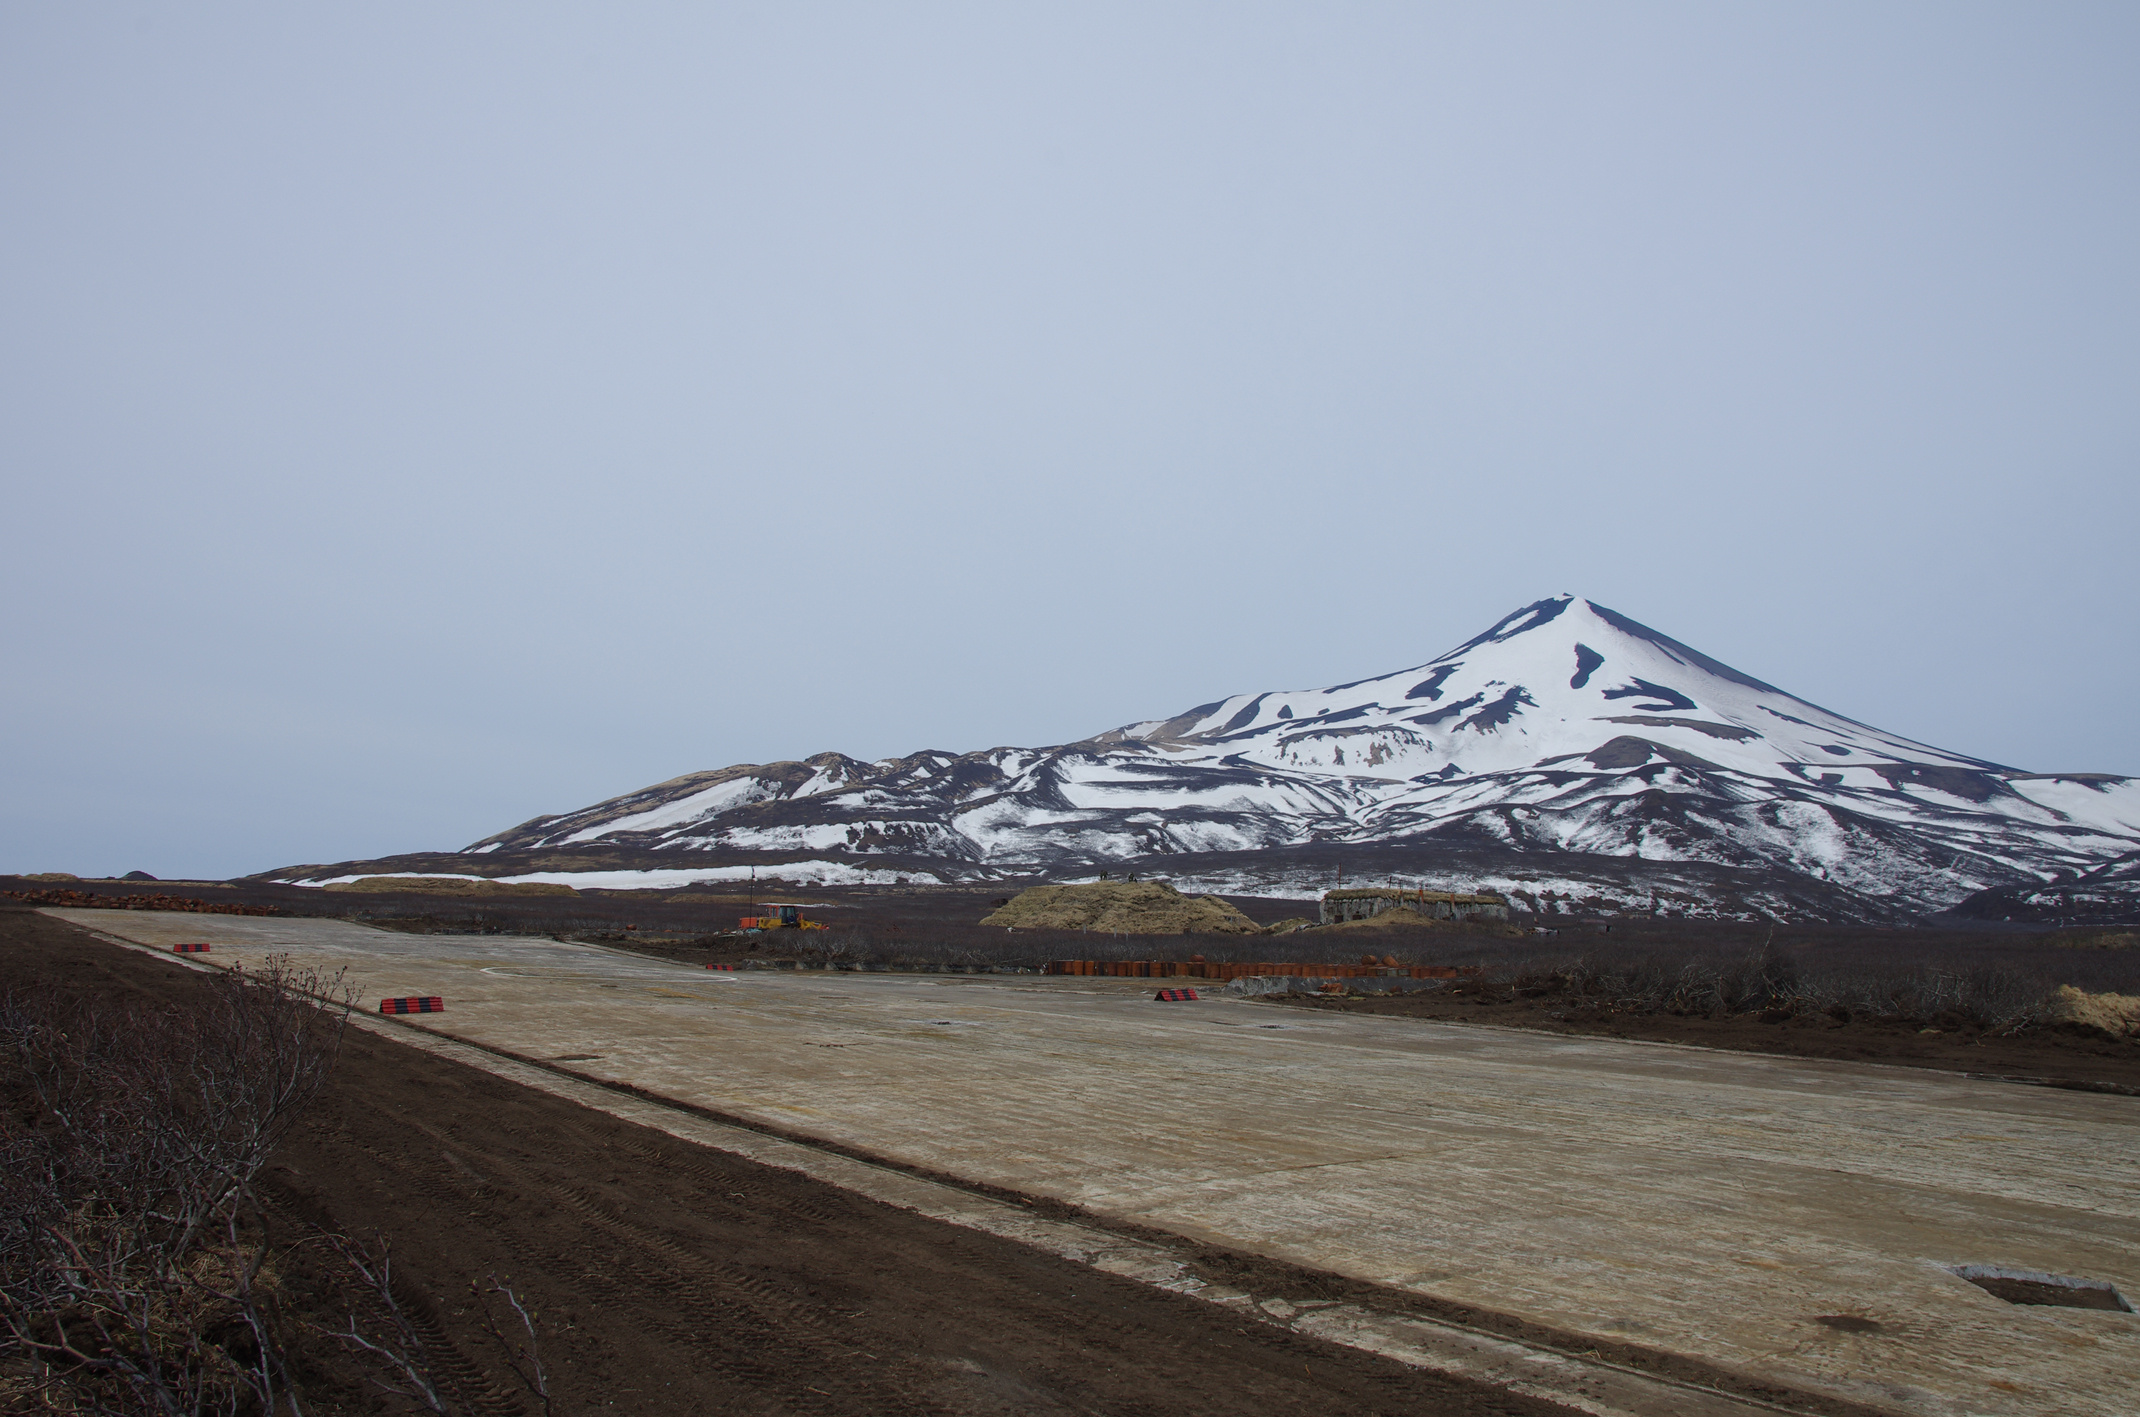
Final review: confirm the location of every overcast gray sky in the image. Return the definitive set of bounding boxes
[4,3,2135,880]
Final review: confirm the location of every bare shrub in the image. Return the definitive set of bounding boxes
[1795,961,2048,1029]
[0,956,354,1414]
[798,929,868,966]
[1446,936,2064,1031]
[319,1234,449,1414]
[470,1275,550,1417]
[0,959,559,1416]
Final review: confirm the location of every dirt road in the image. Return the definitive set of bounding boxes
[5,905,1575,1416]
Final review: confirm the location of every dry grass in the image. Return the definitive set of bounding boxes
[2042,986,2140,1037]
[979,882,1262,935]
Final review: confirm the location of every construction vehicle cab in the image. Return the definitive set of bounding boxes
[737,903,828,931]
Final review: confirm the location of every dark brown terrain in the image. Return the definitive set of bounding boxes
[1274,977,2140,1093]
[13,881,2117,1414]
[4,905,1579,1417]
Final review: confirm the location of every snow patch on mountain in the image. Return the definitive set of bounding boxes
[385,596,2140,918]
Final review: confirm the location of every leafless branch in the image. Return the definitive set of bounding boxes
[472,1273,552,1417]
[319,1234,449,1415]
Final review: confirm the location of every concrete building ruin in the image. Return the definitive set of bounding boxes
[1320,887,1510,926]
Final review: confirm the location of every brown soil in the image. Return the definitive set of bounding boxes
[1277,983,2140,1094]
[321,877,579,897]
[3,906,1579,1417]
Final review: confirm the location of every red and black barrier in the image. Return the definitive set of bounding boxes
[1153,987,1200,1002]
[172,942,211,954]
[379,996,445,1015]
[705,963,736,970]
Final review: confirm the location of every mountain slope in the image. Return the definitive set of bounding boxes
[278,597,2140,919]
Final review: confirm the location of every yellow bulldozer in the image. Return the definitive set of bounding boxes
[738,903,827,931]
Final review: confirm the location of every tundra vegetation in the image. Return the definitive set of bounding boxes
[765,925,2140,1048]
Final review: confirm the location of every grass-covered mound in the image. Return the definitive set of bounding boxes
[980,881,1261,934]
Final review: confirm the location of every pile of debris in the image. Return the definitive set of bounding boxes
[1320,888,1510,925]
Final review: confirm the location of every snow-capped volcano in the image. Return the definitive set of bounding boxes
[282,597,2140,919]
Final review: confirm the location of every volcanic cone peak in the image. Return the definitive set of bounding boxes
[1116,595,1986,772]
[281,596,2140,921]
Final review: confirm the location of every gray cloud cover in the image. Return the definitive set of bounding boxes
[3,3,2135,878]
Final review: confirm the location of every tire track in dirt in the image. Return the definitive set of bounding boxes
[606,1132,854,1224]
[258,1164,527,1417]
[485,1158,949,1417]
[385,1271,529,1417]
[317,1105,948,1416]
[12,910,1607,1417]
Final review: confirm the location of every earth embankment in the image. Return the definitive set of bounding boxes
[980,880,1264,933]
